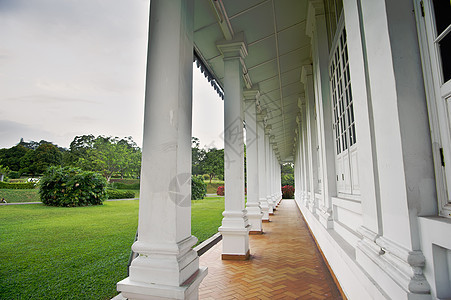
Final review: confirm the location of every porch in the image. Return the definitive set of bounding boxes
[198,199,343,299]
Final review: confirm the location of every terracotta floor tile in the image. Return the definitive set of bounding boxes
[199,200,343,299]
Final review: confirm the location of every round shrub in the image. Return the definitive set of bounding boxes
[39,166,107,207]
[106,189,135,199]
[192,175,207,200]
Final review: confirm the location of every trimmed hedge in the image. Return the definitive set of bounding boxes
[111,182,140,190]
[192,175,207,200]
[106,189,135,199]
[39,166,107,207]
[0,181,36,189]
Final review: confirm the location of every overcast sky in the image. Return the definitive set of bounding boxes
[0,0,224,150]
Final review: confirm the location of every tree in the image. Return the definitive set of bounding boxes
[281,163,294,175]
[281,163,294,187]
[0,144,30,171]
[203,148,224,183]
[20,143,63,176]
[76,136,141,182]
[192,137,205,176]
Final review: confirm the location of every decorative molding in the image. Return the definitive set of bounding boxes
[243,89,260,101]
[357,227,431,296]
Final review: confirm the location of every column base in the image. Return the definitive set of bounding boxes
[219,222,251,258]
[318,205,333,229]
[118,267,207,300]
[246,204,263,232]
[246,213,263,232]
[260,198,270,221]
[222,249,251,260]
[356,227,430,299]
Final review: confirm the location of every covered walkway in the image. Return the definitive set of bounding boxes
[198,200,343,299]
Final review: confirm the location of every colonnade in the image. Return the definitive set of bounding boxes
[117,1,282,298]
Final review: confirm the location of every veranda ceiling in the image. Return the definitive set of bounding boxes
[193,0,311,162]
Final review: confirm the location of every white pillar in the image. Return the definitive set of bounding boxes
[257,117,270,221]
[302,64,318,214]
[217,34,250,260]
[307,0,336,229]
[348,0,433,296]
[265,130,275,214]
[117,1,207,299]
[300,98,310,206]
[244,89,263,233]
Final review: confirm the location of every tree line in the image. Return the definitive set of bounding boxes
[0,135,141,182]
[0,135,291,185]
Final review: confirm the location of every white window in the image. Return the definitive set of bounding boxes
[329,21,359,196]
[416,0,451,217]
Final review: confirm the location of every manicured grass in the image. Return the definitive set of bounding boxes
[0,188,40,203]
[191,196,224,243]
[0,196,224,300]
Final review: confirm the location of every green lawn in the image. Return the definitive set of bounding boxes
[0,188,40,202]
[0,197,224,300]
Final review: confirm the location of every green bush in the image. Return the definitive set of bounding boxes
[8,171,21,179]
[39,166,107,207]
[202,174,210,180]
[111,182,140,190]
[192,175,207,200]
[106,189,135,199]
[0,181,36,189]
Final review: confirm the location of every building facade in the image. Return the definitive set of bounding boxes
[118,0,451,299]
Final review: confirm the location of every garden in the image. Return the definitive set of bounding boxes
[0,136,294,299]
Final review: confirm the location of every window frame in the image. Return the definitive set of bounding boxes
[415,0,451,217]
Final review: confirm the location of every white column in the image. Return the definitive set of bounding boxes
[117,1,207,299]
[244,89,263,233]
[266,131,275,214]
[302,64,318,214]
[264,129,275,214]
[300,98,310,206]
[346,0,433,296]
[257,117,270,221]
[217,34,250,260]
[307,0,335,229]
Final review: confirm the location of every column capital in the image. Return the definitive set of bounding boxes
[301,64,313,85]
[265,124,272,135]
[306,0,325,38]
[298,94,305,108]
[270,135,276,144]
[243,89,260,102]
[217,32,248,60]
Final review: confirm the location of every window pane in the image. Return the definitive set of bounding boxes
[432,0,451,34]
[439,33,451,82]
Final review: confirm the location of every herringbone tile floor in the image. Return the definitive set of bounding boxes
[198,199,343,300]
